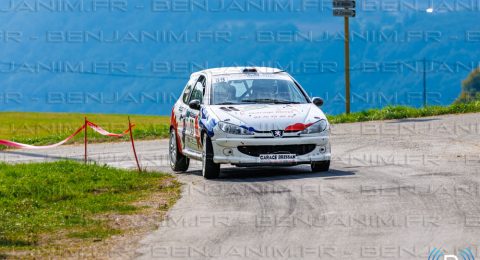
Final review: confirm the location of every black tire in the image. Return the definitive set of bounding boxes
[311,160,330,172]
[169,129,189,172]
[202,135,220,179]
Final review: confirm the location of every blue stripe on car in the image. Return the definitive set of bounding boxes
[199,108,217,137]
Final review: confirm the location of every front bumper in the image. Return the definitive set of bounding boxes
[211,135,331,165]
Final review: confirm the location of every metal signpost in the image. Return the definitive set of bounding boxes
[333,0,355,114]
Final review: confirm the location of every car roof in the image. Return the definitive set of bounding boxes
[192,67,285,77]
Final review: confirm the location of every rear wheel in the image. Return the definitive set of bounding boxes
[169,129,189,172]
[311,160,330,172]
[202,135,220,179]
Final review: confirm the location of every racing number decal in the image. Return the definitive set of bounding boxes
[194,115,202,149]
[215,77,226,83]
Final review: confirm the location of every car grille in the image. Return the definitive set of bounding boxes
[237,144,316,157]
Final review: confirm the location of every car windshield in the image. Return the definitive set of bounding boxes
[211,77,309,105]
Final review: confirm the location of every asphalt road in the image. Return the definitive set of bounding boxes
[2,113,480,260]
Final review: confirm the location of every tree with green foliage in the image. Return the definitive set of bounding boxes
[456,68,480,103]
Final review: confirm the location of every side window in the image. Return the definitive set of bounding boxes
[182,77,197,104]
[190,77,205,104]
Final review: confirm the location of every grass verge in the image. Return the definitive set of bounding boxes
[328,101,480,124]
[0,161,181,258]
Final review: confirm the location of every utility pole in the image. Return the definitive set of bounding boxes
[423,58,427,107]
[344,16,351,114]
[333,0,355,114]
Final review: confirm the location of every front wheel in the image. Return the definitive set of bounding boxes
[311,160,330,172]
[169,129,189,172]
[202,135,220,179]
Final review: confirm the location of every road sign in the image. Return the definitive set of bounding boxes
[333,0,355,8]
[333,8,356,17]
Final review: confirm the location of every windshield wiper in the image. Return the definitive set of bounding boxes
[241,99,300,104]
[216,102,239,105]
[278,100,301,104]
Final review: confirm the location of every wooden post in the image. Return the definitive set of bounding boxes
[344,16,351,114]
[84,117,88,164]
[128,117,142,172]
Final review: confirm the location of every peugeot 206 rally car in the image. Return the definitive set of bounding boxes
[169,67,331,179]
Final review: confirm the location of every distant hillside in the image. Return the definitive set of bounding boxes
[0,0,479,115]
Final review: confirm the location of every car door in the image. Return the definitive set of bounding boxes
[174,76,198,152]
[185,75,206,152]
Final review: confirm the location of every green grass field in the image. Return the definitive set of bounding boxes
[1,101,479,149]
[0,112,170,149]
[327,101,480,123]
[0,161,180,254]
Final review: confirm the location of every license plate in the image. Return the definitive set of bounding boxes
[259,154,296,161]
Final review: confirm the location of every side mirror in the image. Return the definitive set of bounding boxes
[312,97,324,107]
[188,99,201,110]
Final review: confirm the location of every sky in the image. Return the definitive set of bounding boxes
[0,0,479,115]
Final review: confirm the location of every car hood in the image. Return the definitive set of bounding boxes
[208,103,327,132]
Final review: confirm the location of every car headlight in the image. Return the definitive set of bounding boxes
[218,121,254,135]
[300,120,328,134]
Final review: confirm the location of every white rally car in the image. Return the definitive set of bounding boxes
[169,67,331,179]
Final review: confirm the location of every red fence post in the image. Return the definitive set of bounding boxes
[129,117,142,172]
[84,117,88,164]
